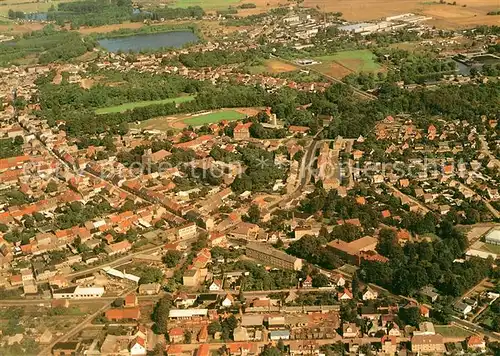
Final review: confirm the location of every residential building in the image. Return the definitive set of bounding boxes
[233,326,250,342]
[246,242,302,271]
[362,286,378,300]
[234,122,252,140]
[105,307,141,321]
[342,323,359,338]
[169,327,185,343]
[467,335,486,352]
[177,222,197,239]
[138,282,161,295]
[411,334,445,354]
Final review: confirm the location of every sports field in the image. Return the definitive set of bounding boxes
[312,49,382,79]
[130,107,258,131]
[182,110,246,125]
[95,95,195,114]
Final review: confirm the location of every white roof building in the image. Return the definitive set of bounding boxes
[485,228,500,246]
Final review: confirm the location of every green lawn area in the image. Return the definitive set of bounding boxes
[182,110,245,126]
[434,325,474,338]
[482,243,500,254]
[95,95,195,114]
[171,0,240,9]
[314,49,381,73]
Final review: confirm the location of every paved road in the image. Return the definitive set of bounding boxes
[385,182,430,214]
[479,135,500,169]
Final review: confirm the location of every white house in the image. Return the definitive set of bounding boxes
[222,293,234,308]
[362,287,378,301]
[330,274,346,287]
[209,279,223,291]
[130,337,147,356]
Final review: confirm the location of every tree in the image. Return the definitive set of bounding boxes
[260,345,282,356]
[208,321,222,336]
[152,296,172,334]
[245,204,261,224]
[163,250,182,268]
[13,136,23,145]
[312,274,330,288]
[138,267,163,285]
[184,330,192,343]
[351,274,360,297]
[398,306,421,327]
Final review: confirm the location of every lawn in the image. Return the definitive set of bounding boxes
[183,110,246,125]
[434,325,474,338]
[95,95,195,114]
[482,243,500,254]
[312,49,382,78]
[171,0,240,9]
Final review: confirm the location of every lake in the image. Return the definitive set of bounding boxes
[98,31,199,52]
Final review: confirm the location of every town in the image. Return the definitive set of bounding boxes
[0,0,499,355]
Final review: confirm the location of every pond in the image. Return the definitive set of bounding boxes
[470,54,500,66]
[98,30,199,52]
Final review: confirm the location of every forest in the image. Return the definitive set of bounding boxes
[0,25,95,66]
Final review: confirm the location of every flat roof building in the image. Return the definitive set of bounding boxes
[246,242,302,271]
[485,228,500,246]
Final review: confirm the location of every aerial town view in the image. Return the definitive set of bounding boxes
[0,0,500,354]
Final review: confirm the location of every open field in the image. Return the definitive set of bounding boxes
[434,325,475,338]
[311,49,381,79]
[0,0,78,17]
[170,0,240,9]
[248,58,298,74]
[482,243,500,254]
[130,107,258,131]
[182,109,246,125]
[95,95,196,115]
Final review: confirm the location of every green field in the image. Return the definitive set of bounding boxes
[482,243,500,254]
[183,110,245,125]
[314,49,382,73]
[434,325,474,338]
[171,0,240,9]
[95,95,195,114]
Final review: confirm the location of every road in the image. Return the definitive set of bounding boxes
[479,135,500,169]
[454,180,500,219]
[270,54,377,101]
[385,182,430,214]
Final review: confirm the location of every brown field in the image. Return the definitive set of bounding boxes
[266,59,298,73]
[313,62,353,79]
[218,0,500,29]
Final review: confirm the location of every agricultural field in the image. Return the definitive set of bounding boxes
[95,95,196,115]
[312,49,382,79]
[168,0,240,10]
